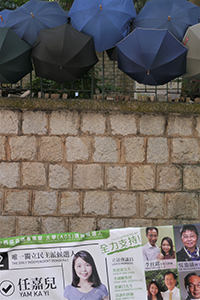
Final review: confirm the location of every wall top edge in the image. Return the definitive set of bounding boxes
[0,98,200,115]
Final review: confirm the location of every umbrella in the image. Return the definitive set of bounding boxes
[68,0,136,52]
[106,47,118,61]
[3,0,67,46]
[182,23,200,80]
[133,0,200,41]
[0,27,32,83]
[116,28,187,86]
[0,9,12,27]
[31,23,99,83]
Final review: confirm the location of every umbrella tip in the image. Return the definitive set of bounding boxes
[168,15,170,21]
[0,15,3,21]
[30,12,34,18]
[147,70,150,75]
[100,5,102,10]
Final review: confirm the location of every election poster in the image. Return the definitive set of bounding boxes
[1,223,200,300]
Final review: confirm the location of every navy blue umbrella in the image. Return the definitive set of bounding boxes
[0,9,12,27]
[68,0,136,52]
[133,0,200,41]
[3,0,67,46]
[116,28,187,86]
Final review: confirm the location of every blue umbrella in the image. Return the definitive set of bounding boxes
[0,9,12,27]
[116,28,187,86]
[68,0,136,52]
[133,0,200,41]
[3,0,67,46]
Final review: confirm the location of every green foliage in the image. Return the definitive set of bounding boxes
[26,68,101,99]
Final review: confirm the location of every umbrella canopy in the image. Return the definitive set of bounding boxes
[0,27,32,83]
[3,0,67,46]
[116,28,187,86]
[133,0,200,41]
[182,23,200,80]
[68,0,136,52]
[0,9,12,27]
[31,23,99,83]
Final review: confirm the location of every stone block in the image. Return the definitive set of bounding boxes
[166,192,198,219]
[131,165,155,190]
[20,90,30,98]
[167,116,193,136]
[50,111,78,135]
[0,162,19,188]
[10,136,37,161]
[112,192,137,217]
[45,93,49,98]
[127,219,153,228]
[110,114,137,135]
[66,136,90,161]
[34,191,58,215]
[98,218,124,230]
[139,115,165,135]
[0,216,16,238]
[5,191,30,214]
[195,116,200,137]
[140,193,165,218]
[172,138,199,163]
[154,219,199,226]
[106,166,127,190]
[69,217,96,233]
[0,110,19,134]
[157,165,182,191]
[62,93,68,99]
[60,191,80,215]
[23,111,47,134]
[195,97,200,103]
[123,137,145,163]
[0,190,2,214]
[49,164,71,189]
[42,217,66,234]
[82,113,106,135]
[22,162,46,187]
[93,137,118,162]
[0,136,6,161]
[17,217,41,236]
[74,164,103,189]
[183,165,200,190]
[39,136,63,162]
[147,137,169,163]
[83,191,109,215]
[51,93,60,99]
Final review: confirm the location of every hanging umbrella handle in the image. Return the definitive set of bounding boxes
[30,12,34,18]
[183,38,189,45]
[0,15,3,21]
[100,5,102,10]
[168,15,170,21]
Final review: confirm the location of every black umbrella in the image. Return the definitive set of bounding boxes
[0,27,32,83]
[31,23,99,83]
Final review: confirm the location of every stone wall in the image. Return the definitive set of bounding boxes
[0,99,199,238]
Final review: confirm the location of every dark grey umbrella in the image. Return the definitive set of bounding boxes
[0,27,32,83]
[31,23,99,83]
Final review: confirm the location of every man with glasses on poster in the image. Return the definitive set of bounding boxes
[176,224,200,262]
[184,273,200,300]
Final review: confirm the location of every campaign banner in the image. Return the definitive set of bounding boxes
[1,223,200,300]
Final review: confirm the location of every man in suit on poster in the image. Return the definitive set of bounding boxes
[161,271,180,300]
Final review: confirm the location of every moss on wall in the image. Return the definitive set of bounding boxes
[1,97,200,114]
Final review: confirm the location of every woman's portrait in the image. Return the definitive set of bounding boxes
[147,280,163,300]
[63,250,109,300]
[176,224,200,262]
[157,237,176,260]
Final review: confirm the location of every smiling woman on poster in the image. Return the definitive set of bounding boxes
[64,250,109,300]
